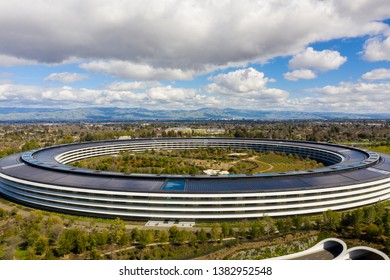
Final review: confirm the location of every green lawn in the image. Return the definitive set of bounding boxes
[364,145,390,155]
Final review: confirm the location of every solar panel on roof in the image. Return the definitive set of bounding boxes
[301,174,355,187]
[110,178,164,191]
[162,180,186,191]
[343,169,388,181]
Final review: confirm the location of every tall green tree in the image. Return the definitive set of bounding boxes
[109,218,127,244]
[249,221,264,239]
[168,226,180,242]
[210,223,222,241]
[322,210,340,231]
[196,229,208,244]
[365,224,382,241]
[34,235,49,256]
[56,228,88,256]
[131,228,141,242]
[139,230,155,246]
[158,230,169,243]
[173,230,189,245]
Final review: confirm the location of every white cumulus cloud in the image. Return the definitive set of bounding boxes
[80,60,197,80]
[105,81,163,91]
[44,72,88,83]
[208,68,271,94]
[0,0,388,77]
[206,68,288,105]
[297,81,390,113]
[288,47,347,72]
[284,69,317,81]
[146,86,196,102]
[0,81,222,109]
[0,54,38,67]
[362,68,390,80]
[363,35,390,61]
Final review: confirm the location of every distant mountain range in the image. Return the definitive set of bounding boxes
[0,107,389,122]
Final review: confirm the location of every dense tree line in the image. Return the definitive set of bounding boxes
[1,201,389,260]
[1,121,390,158]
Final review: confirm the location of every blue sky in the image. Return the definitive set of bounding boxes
[1,0,390,113]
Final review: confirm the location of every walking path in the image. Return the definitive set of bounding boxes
[254,160,274,173]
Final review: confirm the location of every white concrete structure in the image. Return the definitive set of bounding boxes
[334,246,390,260]
[1,138,390,221]
[271,238,389,260]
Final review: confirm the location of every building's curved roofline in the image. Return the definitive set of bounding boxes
[19,137,380,180]
[1,138,389,194]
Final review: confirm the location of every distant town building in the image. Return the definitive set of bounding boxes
[117,136,132,140]
[165,127,225,136]
[164,127,193,134]
[193,128,225,135]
